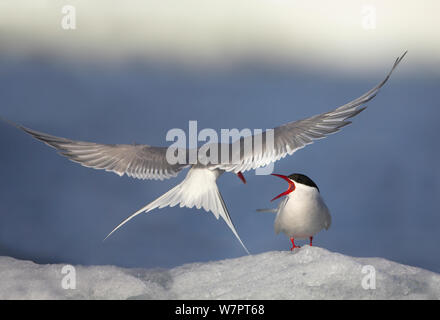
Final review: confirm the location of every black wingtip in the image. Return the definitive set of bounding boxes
[400,50,408,61]
[0,116,21,130]
[393,51,408,70]
[0,118,34,140]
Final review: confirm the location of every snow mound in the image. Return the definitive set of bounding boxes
[1,246,439,299]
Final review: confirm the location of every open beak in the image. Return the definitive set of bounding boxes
[270,174,295,202]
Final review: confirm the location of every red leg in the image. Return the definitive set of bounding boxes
[309,236,313,246]
[236,171,246,184]
[290,237,301,250]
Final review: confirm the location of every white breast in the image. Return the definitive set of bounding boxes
[274,183,331,239]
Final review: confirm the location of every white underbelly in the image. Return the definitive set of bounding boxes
[274,191,331,239]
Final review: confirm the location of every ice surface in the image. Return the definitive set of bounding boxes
[0,246,439,299]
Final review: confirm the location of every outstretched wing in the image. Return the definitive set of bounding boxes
[214,51,407,173]
[13,124,188,180]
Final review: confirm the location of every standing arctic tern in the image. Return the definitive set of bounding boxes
[265,173,331,250]
[4,52,406,254]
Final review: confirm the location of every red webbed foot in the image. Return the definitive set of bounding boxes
[290,237,301,250]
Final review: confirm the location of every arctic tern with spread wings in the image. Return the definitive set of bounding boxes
[4,52,406,253]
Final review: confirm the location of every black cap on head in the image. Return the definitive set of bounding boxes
[288,173,319,192]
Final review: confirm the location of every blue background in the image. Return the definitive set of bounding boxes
[0,55,439,272]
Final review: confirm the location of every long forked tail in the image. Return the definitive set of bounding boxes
[104,167,250,254]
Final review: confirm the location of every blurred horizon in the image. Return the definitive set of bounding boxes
[0,0,439,74]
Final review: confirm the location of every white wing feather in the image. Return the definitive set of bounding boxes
[11,124,188,180]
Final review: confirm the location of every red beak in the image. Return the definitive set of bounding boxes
[270,174,296,202]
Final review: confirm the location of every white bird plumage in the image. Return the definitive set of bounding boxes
[3,52,406,253]
[271,174,331,249]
